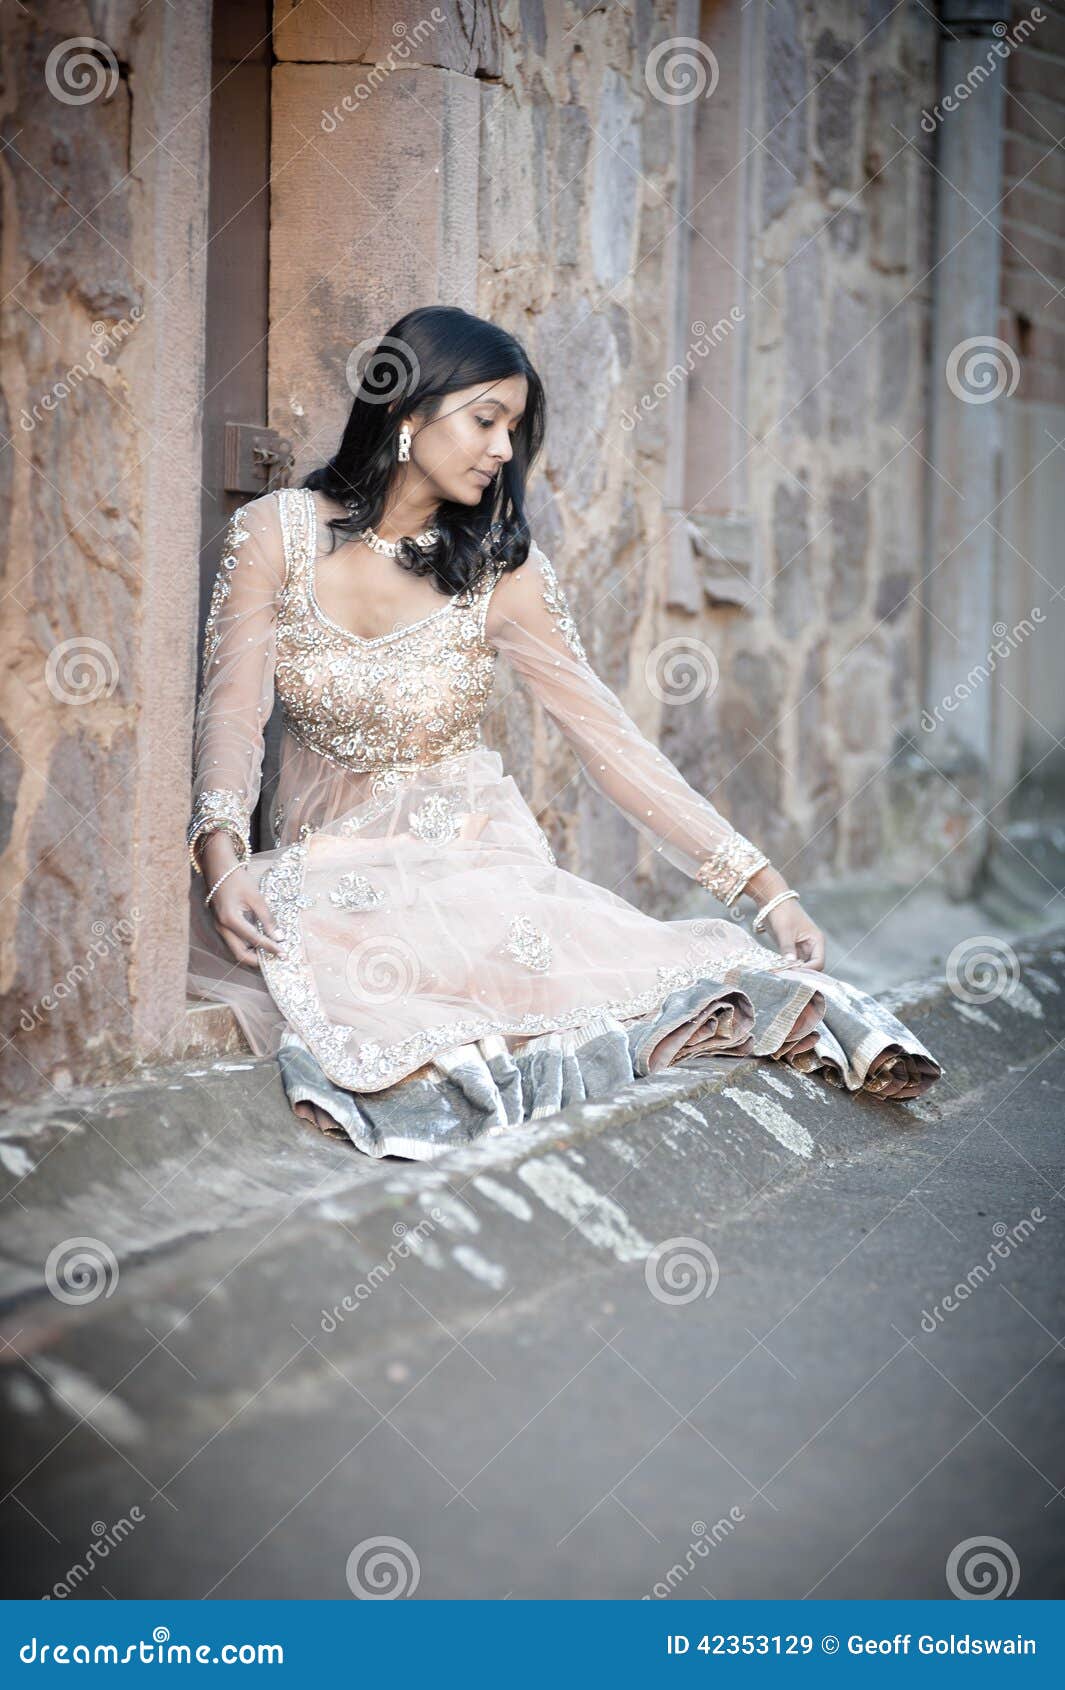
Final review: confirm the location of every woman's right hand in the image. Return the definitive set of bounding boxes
[199,833,282,968]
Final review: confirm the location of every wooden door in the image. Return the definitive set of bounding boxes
[199,1,284,850]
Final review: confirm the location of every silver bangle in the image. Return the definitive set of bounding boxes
[752,888,800,934]
[204,860,244,907]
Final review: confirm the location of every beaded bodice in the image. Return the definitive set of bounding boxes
[273,486,501,776]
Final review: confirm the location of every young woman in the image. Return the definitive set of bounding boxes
[187,305,940,1159]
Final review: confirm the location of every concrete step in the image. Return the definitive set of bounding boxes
[2,932,1063,1504]
[983,817,1065,922]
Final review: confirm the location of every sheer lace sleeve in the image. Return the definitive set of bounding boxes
[186,492,285,873]
[484,542,770,907]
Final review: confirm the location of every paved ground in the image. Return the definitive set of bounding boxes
[2,939,1063,1600]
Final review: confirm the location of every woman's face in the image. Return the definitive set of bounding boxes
[405,374,528,505]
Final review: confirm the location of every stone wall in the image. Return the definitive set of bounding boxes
[1002,0,1065,410]
[0,4,212,1096]
[473,0,939,909]
[3,0,1054,1101]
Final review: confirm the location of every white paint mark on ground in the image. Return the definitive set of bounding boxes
[1026,967,1061,995]
[1002,979,1045,1019]
[952,1001,1000,1030]
[400,1229,446,1269]
[418,1190,479,1233]
[605,1136,643,1166]
[35,1359,144,1445]
[315,1199,357,1222]
[785,1069,824,1103]
[384,1170,449,1196]
[472,1175,534,1221]
[570,1103,623,1124]
[451,1245,507,1289]
[722,1088,815,1159]
[0,1143,34,1177]
[5,1374,45,1415]
[516,1156,652,1261]
[671,1101,708,1129]
[762,1072,795,1099]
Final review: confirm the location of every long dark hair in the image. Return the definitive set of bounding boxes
[302,305,546,596]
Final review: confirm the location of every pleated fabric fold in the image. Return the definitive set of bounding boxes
[278,964,941,1161]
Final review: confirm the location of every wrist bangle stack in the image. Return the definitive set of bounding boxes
[695,837,770,908]
[186,789,251,875]
[753,888,800,934]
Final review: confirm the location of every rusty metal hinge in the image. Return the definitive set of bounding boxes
[223,422,295,494]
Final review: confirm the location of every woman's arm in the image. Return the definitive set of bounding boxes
[187,493,285,872]
[485,543,824,962]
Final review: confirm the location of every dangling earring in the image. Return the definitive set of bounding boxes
[397,423,411,463]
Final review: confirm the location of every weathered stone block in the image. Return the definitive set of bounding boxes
[761,0,809,227]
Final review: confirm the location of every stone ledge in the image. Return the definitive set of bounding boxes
[172,1001,252,1062]
[1,932,1062,1487]
[3,928,1062,1324]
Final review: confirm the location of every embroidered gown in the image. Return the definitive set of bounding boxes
[187,487,941,1160]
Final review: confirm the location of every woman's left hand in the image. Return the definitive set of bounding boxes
[763,898,826,970]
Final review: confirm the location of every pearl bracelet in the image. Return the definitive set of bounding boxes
[752,887,800,934]
[204,860,244,907]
